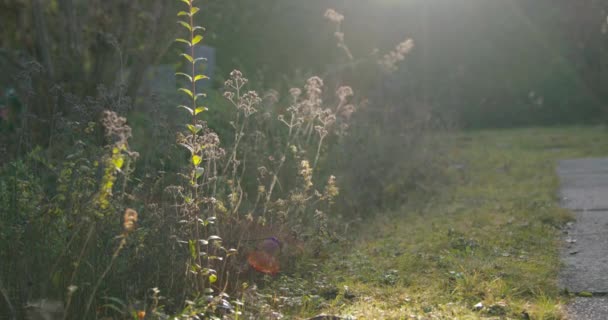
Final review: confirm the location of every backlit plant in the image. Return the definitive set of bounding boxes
[173,0,237,316]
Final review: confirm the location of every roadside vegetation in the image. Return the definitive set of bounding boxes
[1,0,608,319]
[269,127,607,319]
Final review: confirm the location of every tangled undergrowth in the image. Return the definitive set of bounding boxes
[0,1,435,319]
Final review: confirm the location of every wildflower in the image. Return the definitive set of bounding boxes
[230,69,243,78]
[306,76,324,91]
[223,91,235,100]
[379,38,415,72]
[299,160,314,190]
[336,86,353,101]
[289,88,302,99]
[102,110,132,147]
[324,9,344,23]
[325,175,339,199]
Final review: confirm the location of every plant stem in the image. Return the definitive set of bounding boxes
[82,236,127,317]
[62,224,95,319]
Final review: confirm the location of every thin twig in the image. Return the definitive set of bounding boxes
[82,237,127,317]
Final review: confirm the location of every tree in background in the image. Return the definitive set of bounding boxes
[0,0,180,149]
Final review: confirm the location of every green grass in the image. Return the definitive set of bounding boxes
[265,126,608,319]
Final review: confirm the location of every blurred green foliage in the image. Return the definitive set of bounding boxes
[194,0,608,127]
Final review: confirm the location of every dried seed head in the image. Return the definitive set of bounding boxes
[324,9,344,23]
[123,208,138,233]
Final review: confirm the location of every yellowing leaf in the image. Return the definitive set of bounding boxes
[113,157,124,169]
[192,35,203,46]
[175,72,192,82]
[194,75,208,82]
[192,154,202,166]
[194,106,206,115]
[177,20,191,31]
[177,11,189,17]
[186,124,202,134]
[175,38,190,46]
[178,88,193,98]
[209,274,217,284]
[181,53,193,63]
[190,7,200,16]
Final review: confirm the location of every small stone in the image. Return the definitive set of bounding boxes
[473,302,483,311]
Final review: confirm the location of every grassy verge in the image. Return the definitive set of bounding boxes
[264,126,608,319]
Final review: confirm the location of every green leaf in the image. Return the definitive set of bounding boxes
[208,235,222,241]
[209,274,217,284]
[175,38,190,46]
[178,88,193,98]
[189,240,197,260]
[180,53,193,63]
[186,124,202,134]
[194,106,207,115]
[175,72,193,82]
[192,154,202,166]
[180,0,190,6]
[190,7,200,16]
[192,35,203,46]
[177,20,191,31]
[193,57,207,64]
[194,74,208,82]
[195,167,205,179]
[194,93,206,102]
[193,26,205,31]
[178,105,194,115]
[179,143,194,154]
[177,11,189,17]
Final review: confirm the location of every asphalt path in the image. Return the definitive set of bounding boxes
[558,158,608,319]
